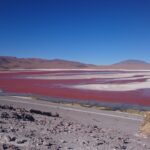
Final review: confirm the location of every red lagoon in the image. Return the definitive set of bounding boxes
[0,71,150,106]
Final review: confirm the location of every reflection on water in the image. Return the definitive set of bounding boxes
[67,71,123,75]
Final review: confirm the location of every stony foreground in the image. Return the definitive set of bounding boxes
[0,105,150,150]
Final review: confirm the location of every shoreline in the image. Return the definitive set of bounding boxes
[1,91,150,113]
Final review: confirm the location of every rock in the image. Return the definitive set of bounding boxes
[93,125,98,129]
[43,140,53,146]
[1,112,10,119]
[30,109,59,117]
[121,145,127,149]
[10,136,16,142]
[17,139,27,144]
[123,138,130,144]
[2,144,20,150]
[10,127,16,132]
[42,111,52,117]
[12,112,22,120]
[82,141,86,144]
[2,144,9,150]
[3,135,11,142]
[0,128,7,133]
[118,137,123,140]
[30,109,43,115]
[12,112,35,122]
[52,112,59,117]
[23,113,35,122]
[60,140,67,143]
[96,140,105,146]
[36,138,43,146]
[2,135,16,142]
[0,105,15,110]
[16,108,27,113]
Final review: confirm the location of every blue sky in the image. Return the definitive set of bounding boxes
[0,0,150,64]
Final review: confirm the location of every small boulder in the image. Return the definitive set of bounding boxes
[30,109,43,115]
[17,139,27,144]
[3,135,11,142]
[23,114,35,122]
[1,112,10,119]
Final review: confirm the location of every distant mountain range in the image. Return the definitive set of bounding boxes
[0,56,95,69]
[110,59,150,69]
[0,56,150,70]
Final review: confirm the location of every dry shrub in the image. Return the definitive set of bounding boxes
[139,111,150,137]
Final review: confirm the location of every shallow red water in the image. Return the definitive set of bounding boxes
[0,71,150,106]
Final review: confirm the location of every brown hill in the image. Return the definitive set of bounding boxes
[109,59,150,70]
[0,56,150,70]
[0,56,95,69]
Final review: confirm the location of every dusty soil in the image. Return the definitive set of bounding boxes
[0,104,150,150]
[140,112,150,137]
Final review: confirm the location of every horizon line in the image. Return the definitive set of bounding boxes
[0,55,149,65]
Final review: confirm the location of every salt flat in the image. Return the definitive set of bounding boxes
[72,80,150,91]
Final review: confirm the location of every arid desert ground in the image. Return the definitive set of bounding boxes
[0,95,150,150]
